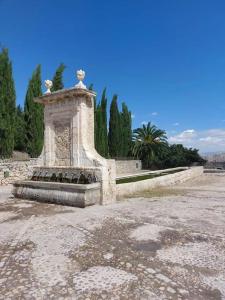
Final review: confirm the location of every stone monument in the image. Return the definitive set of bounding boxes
[13,70,116,207]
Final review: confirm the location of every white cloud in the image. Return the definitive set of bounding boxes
[131,114,135,119]
[169,129,196,143]
[173,122,179,126]
[168,128,225,152]
[151,112,158,116]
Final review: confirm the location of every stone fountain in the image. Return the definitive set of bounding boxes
[13,70,116,207]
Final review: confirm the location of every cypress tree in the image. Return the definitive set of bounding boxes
[95,103,103,155]
[88,84,94,91]
[24,65,43,157]
[94,88,109,157]
[88,84,99,150]
[100,88,108,157]
[94,96,98,150]
[14,105,26,152]
[120,102,132,157]
[108,94,121,157]
[51,63,66,92]
[0,48,16,158]
[88,84,107,157]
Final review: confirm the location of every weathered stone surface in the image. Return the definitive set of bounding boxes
[1,174,225,299]
[0,159,39,185]
[54,122,71,166]
[13,181,101,207]
[73,266,137,293]
[115,160,142,176]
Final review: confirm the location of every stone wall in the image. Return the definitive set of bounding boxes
[0,159,39,185]
[116,167,203,198]
[204,161,225,170]
[115,160,142,176]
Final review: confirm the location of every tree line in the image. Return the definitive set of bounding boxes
[93,89,132,158]
[0,51,67,159]
[132,122,206,169]
[0,48,132,159]
[0,48,205,168]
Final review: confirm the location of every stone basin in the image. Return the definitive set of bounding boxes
[13,180,101,208]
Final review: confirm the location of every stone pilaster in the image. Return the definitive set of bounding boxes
[44,120,55,166]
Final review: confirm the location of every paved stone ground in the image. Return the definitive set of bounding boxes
[0,174,225,300]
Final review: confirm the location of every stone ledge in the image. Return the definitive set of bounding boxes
[34,87,96,104]
[116,167,203,198]
[13,181,101,208]
[14,180,100,191]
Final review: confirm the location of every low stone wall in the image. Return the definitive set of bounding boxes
[13,181,101,207]
[204,161,225,170]
[0,159,39,185]
[115,160,142,176]
[116,167,203,198]
[204,169,225,174]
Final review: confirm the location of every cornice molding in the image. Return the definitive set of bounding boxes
[34,87,96,105]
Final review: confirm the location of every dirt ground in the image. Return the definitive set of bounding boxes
[0,174,225,300]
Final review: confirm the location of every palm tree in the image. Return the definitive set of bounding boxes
[132,122,168,168]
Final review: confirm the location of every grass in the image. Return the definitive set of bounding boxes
[116,187,187,201]
[116,169,185,184]
[131,187,186,198]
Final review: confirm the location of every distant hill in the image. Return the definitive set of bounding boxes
[202,152,225,162]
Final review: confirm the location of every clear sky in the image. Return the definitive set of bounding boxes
[1,0,225,152]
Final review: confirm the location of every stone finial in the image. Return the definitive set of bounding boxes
[44,80,53,94]
[75,69,87,89]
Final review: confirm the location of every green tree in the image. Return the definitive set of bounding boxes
[183,147,206,165]
[95,88,108,157]
[108,94,122,157]
[88,84,94,91]
[24,65,43,157]
[92,86,109,157]
[51,63,66,92]
[95,102,103,155]
[132,122,167,168]
[163,144,206,168]
[0,48,16,158]
[100,88,109,157]
[14,105,26,152]
[88,84,99,151]
[120,102,132,157]
[165,144,186,167]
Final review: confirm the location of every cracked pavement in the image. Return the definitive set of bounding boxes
[0,174,225,299]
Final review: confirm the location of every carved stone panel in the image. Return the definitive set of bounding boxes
[54,121,71,166]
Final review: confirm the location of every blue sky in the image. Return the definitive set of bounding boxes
[1,0,225,152]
